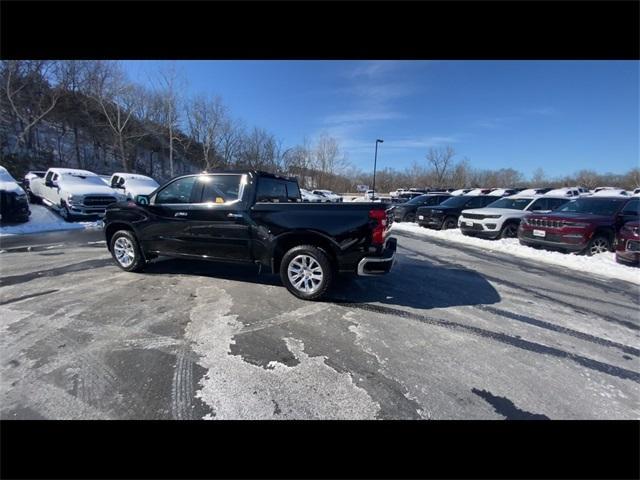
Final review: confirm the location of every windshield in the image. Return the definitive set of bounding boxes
[558,198,627,216]
[406,195,429,205]
[61,174,108,186]
[485,197,532,210]
[438,196,472,208]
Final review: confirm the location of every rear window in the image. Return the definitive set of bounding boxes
[256,177,300,203]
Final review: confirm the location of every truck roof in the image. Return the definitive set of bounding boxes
[196,170,298,182]
[48,168,98,176]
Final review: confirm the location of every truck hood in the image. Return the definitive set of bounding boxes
[462,207,527,216]
[62,183,120,196]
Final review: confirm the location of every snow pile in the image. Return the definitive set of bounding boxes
[392,222,640,285]
[0,205,102,236]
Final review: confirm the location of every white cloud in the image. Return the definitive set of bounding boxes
[323,111,406,125]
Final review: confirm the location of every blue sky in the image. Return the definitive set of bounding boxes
[122,60,639,178]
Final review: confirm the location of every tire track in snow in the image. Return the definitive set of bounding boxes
[171,347,194,420]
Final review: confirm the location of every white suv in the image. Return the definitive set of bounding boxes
[458,195,570,239]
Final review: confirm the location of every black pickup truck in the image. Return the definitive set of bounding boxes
[103,170,396,300]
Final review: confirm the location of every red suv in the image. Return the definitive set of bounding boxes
[615,220,640,266]
[518,196,639,255]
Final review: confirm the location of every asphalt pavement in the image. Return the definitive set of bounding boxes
[0,228,638,419]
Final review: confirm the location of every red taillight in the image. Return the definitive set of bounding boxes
[369,209,387,245]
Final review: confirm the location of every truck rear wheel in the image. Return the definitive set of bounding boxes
[280,245,333,300]
[110,230,146,272]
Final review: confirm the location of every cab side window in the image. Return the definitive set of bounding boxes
[45,171,54,183]
[155,176,198,204]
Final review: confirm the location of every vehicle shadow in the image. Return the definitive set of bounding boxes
[143,252,501,311]
[142,257,281,287]
[325,253,502,310]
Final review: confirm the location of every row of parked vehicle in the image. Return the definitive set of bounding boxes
[389,187,640,266]
[389,185,640,199]
[0,166,161,223]
[300,188,343,202]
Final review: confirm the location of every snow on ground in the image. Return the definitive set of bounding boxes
[0,205,102,237]
[392,222,640,285]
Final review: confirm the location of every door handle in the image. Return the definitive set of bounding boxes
[174,211,188,217]
[227,213,243,218]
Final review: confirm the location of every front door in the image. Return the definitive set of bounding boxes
[142,175,201,255]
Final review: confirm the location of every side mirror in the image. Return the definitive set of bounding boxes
[135,194,150,205]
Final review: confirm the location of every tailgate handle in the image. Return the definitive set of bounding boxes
[227,213,243,218]
[174,211,188,217]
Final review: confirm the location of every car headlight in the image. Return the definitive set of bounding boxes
[486,214,502,219]
[67,193,79,203]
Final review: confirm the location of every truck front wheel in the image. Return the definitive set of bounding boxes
[110,230,146,272]
[280,245,333,300]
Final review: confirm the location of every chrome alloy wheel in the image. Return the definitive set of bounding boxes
[287,254,324,294]
[589,238,609,255]
[114,236,136,267]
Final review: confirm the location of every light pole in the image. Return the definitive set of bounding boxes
[372,139,383,201]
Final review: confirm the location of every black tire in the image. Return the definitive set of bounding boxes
[441,216,458,230]
[404,212,416,223]
[500,222,519,239]
[109,230,146,272]
[584,234,611,256]
[59,202,74,222]
[279,244,333,300]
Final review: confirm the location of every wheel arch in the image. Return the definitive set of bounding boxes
[271,230,340,274]
[105,222,138,252]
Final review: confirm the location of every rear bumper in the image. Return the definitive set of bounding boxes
[357,237,397,276]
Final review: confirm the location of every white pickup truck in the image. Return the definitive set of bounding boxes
[30,168,127,220]
[107,173,159,200]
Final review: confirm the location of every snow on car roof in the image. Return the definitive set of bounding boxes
[50,168,98,177]
[543,187,581,196]
[591,189,629,197]
[111,172,156,181]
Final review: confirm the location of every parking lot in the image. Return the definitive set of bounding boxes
[0,228,638,419]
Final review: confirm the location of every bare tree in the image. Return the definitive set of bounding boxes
[530,167,547,186]
[1,60,65,151]
[85,61,148,172]
[218,117,243,168]
[426,145,455,188]
[151,63,185,177]
[185,95,227,170]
